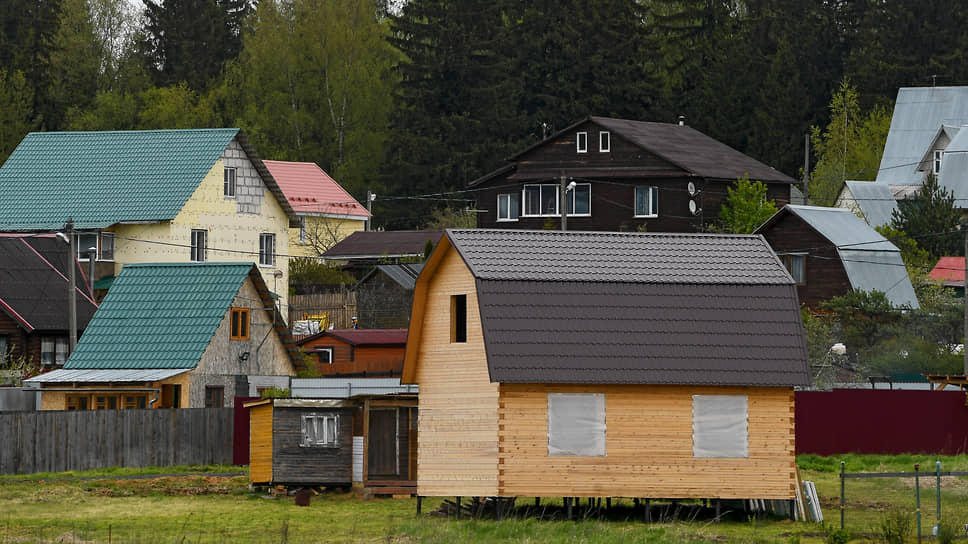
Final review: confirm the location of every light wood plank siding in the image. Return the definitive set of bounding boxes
[248,403,273,483]
[498,384,796,499]
[413,246,499,497]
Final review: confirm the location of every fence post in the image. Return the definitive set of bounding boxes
[915,463,921,544]
[840,460,845,530]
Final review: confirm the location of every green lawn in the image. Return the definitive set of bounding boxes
[1,455,966,543]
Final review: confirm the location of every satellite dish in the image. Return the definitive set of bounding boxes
[688,199,702,216]
[687,181,697,196]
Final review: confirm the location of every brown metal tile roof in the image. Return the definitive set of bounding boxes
[444,229,809,387]
[322,230,443,260]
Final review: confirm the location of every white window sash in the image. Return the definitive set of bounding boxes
[634,186,659,218]
[576,132,588,153]
[599,131,610,152]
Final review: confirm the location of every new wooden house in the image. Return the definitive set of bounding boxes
[755,205,919,308]
[471,117,796,232]
[403,229,810,502]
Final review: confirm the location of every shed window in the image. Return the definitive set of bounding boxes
[778,254,806,285]
[497,193,519,221]
[451,294,467,343]
[576,131,588,153]
[230,308,249,340]
[205,386,224,408]
[600,131,610,152]
[692,395,749,458]
[317,347,333,364]
[301,413,339,447]
[548,393,606,456]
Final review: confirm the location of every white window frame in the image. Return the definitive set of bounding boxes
[497,193,520,222]
[934,150,943,175]
[316,347,333,364]
[522,184,560,217]
[190,229,207,262]
[259,233,275,267]
[634,186,659,218]
[565,183,592,216]
[778,253,806,285]
[301,413,339,447]
[548,393,606,457]
[599,131,610,152]
[75,232,99,261]
[41,337,68,366]
[576,131,588,153]
[224,167,237,197]
[692,395,749,459]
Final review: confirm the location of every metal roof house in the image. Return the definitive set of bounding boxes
[0,129,298,313]
[834,181,899,228]
[25,263,299,410]
[875,87,968,207]
[262,160,370,258]
[353,263,425,329]
[471,116,797,232]
[402,229,809,503]
[0,235,98,368]
[755,205,919,308]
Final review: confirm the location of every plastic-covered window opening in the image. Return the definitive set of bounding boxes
[547,393,606,456]
[692,395,749,458]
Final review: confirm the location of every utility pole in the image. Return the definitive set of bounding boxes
[803,134,810,205]
[365,189,373,232]
[559,173,567,231]
[66,219,77,351]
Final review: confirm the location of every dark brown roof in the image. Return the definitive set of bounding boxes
[0,235,98,332]
[298,328,408,346]
[322,230,443,260]
[446,229,810,387]
[469,116,796,186]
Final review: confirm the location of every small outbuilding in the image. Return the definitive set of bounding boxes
[403,229,810,502]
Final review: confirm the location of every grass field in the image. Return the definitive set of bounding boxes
[1,455,966,543]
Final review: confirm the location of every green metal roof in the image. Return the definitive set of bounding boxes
[65,262,255,370]
[0,129,239,230]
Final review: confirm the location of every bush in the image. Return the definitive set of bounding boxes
[822,524,850,544]
[876,509,912,544]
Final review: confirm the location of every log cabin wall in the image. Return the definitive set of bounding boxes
[412,245,499,497]
[498,384,796,499]
[758,212,849,307]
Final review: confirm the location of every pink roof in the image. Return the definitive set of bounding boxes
[263,160,370,218]
[930,257,965,284]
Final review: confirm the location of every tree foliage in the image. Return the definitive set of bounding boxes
[809,79,892,206]
[891,173,962,260]
[714,176,778,234]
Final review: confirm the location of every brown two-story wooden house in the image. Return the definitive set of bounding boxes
[472,117,796,232]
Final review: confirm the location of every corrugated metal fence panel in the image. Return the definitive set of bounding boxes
[291,378,418,398]
[352,436,364,483]
[0,408,234,475]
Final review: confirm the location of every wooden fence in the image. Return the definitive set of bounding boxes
[0,408,234,475]
[289,291,357,332]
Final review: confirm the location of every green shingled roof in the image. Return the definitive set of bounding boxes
[65,262,255,370]
[0,129,239,230]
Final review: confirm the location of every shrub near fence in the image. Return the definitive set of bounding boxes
[0,408,234,475]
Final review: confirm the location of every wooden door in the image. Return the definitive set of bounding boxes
[367,408,399,478]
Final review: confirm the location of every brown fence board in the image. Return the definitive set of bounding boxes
[0,408,233,475]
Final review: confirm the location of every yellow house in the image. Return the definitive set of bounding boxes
[403,229,811,504]
[263,160,370,258]
[25,263,300,410]
[0,129,299,314]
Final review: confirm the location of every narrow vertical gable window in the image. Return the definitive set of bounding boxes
[259,233,275,266]
[451,294,467,343]
[576,131,588,153]
[934,150,943,174]
[191,229,207,262]
[692,395,749,458]
[548,393,606,456]
[231,308,250,340]
[224,167,237,197]
[599,131,610,152]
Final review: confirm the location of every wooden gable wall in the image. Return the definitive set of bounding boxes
[409,242,499,497]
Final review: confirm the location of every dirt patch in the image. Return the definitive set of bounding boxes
[82,476,248,497]
[896,475,968,495]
